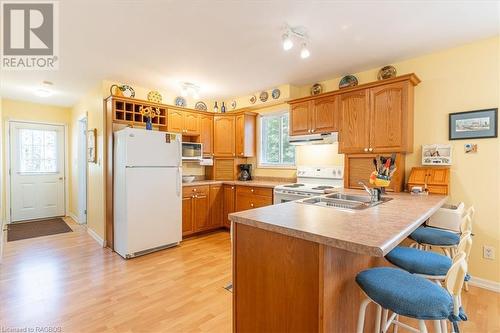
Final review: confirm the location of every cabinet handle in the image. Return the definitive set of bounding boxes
[231,186,234,189]
[369,148,373,152]
[364,148,368,152]
[311,129,315,133]
[251,189,254,192]
[193,188,197,192]
[250,203,254,207]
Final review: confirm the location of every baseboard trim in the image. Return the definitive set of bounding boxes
[87,227,105,247]
[469,276,500,293]
[66,212,79,224]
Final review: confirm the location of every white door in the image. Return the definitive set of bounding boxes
[10,122,65,222]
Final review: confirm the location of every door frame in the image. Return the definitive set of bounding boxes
[5,119,69,224]
[77,116,88,224]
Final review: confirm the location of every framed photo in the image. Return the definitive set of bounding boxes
[449,108,497,140]
[87,128,97,163]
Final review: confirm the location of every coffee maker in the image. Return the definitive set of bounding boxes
[238,164,252,181]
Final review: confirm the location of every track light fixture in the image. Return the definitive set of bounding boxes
[281,24,310,59]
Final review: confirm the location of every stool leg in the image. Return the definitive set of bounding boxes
[441,319,447,333]
[393,315,399,333]
[433,320,442,333]
[357,298,371,333]
[374,304,382,333]
[418,320,428,333]
[381,309,388,333]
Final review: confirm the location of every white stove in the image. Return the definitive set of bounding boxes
[273,166,344,204]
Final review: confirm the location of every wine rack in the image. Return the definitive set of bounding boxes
[112,97,167,127]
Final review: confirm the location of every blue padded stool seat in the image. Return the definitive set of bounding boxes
[386,246,452,276]
[356,267,453,320]
[409,226,460,246]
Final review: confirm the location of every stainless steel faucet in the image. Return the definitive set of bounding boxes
[358,182,380,202]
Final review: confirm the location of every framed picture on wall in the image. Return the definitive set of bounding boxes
[449,108,497,140]
[87,128,97,163]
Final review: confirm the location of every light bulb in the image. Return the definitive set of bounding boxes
[282,33,293,51]
[300,44,310,59]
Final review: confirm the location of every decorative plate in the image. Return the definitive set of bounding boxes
[231,100,237,109]
[147,91,162,104]
[310,83,323,95]
[271,88,281,99]
[110,84,123,97]
[119,84,135,98]
[339,75,358,89]
[174,96,187,107]
[249,95,257,104]
[377,65,397,80]
[195,101,207,111]
[259,91,268,102]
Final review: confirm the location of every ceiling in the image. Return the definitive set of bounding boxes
[1,0,498,106]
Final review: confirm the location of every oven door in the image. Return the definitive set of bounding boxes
[273,190,313,204]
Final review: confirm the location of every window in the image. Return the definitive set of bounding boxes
[19,129,58,173]
[259,112,295,167]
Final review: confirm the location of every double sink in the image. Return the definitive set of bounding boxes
[299,192,392,210]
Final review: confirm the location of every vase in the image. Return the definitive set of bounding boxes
[146,117,153,130]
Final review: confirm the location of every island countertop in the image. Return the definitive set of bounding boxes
[229,189,447,256]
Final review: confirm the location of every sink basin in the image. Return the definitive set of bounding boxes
[299,194,392,210]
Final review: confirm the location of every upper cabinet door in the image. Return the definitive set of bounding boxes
[199,115,213,156]
[369,82,408,153]
[235,114,256,157]
[168,110,184,133]
[184,112,200,135]
[312,95,340,133]
[339,90,370,154]
[290,101,312,136]
[213,116,235,157]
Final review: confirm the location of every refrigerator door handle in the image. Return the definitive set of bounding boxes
[176,167,181,197]
[177,138,182,167]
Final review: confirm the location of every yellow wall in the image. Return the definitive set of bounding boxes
[1,99,72,222]
[70,84,106,240]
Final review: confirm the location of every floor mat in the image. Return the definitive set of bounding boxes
[7,218,72,242]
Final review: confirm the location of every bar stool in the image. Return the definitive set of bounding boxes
[410,208,473,258]
[356,254,467,333]
[386,232,472,300]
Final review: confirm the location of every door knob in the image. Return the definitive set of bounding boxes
[369,148,373,152]
[250,203,254,207]
[311,129,315,133]
[251,189,254,192]
[364,148,368,152]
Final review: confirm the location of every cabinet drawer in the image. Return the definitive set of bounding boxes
[236,193,273,211]
[182,185,209,197]
[426,185,448,195]
[236,185,273,197]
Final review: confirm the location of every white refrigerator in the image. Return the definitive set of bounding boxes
[113,128,182,259]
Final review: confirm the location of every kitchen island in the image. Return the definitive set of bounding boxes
[228,190,447,333]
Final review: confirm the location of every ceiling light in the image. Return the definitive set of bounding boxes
[282,33,293,51]
[300,44,310,59]
[35,88,53,97]
[180,82,200,98]
[181,87,188,97]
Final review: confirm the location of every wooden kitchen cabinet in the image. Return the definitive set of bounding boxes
[235,186,273,211]
[209,184,223,228]
[407,167,450,195]
[213,115,235,156]
[168,109,199,135]
[339,90,371,153]
[223,184,236,228]
[210,158,246,180]
[289,98,339,136]
[344,153,406,192]
[182,185,210,236]
[290,101,312,136]
[199,114,213,156]
[235,113,256,157]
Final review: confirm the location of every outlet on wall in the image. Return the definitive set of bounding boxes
[483,245,496,260]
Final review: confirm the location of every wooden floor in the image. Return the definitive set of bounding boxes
[0,219,499,332]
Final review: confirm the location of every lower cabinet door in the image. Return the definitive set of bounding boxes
[209,185,223,228]
[182,196,194,236]
[193,193,210,231]
[223,185,236,228]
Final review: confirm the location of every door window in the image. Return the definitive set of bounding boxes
[19,129,58,173]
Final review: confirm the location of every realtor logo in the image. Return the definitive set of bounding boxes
[1,1,59,70]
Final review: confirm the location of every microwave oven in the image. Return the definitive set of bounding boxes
[182,142,203,160]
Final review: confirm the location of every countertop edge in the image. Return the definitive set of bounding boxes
[230,194,449,257]
[182,180,284,188]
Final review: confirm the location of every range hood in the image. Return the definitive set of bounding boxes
[289,132,338,145]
